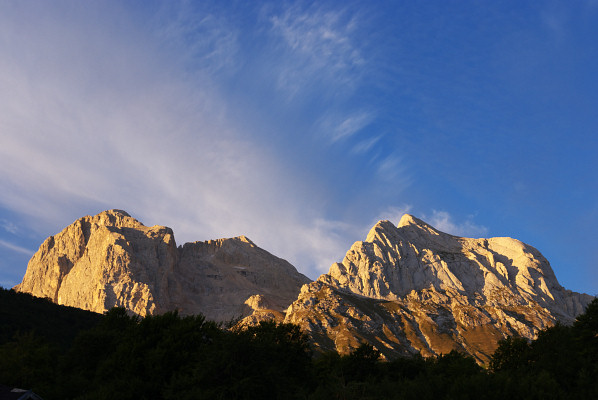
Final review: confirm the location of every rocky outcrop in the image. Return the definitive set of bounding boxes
[15,210,593,363]
[284,214,593,363]
[15,210,310,322]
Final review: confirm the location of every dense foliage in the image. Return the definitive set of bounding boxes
[1,287,596,399]
[0,287,101,347]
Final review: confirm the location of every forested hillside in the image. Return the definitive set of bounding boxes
[0,287,101,347]
[1,287,596,399]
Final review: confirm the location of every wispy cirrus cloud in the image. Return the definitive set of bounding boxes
[268,3,365,97]
[155,3,240,77]
[352,135,382,154]
[332,112,374,142]
[265,3,409,189]
[424,210,488,238]
[317,110,374,143]
[0,219,19,235]
[376,154,411,184]
[0,1,379,280]
[0,239,34,256]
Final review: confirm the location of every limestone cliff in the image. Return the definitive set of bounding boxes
[15,210,310,322]
[284,214,593,363]
[15,210,593,363]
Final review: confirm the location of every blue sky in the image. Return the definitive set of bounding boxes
[0,1,596,295]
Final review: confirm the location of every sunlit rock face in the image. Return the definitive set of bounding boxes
[15,210,310,322]
[284,214,593,363]
[16,210,593,363]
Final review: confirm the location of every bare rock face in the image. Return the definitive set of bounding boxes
[16,210,593,363]
[172,235,310,321]
[284,214,593,363]
[15,210,310,322]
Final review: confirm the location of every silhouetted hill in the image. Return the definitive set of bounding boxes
[0,286,101,348]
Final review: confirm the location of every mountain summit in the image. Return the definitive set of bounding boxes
[15,211,592,363]
[15,210,310,322]
[284,214,593,363]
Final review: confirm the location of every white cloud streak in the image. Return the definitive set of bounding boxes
[0,219,19,235]
[264,3,410,194]
[155,3,240,77]
[352,135,382,154]
[268,3,365,97]
[317,111,374,142]
[332,112,374,142]
[0,240,34,256]
[376,154,411,184]
[0,2,375,280]
[424,210,488,238]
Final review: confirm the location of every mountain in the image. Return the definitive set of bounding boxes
[15,210,593,363]
[15,210,310,322]
[283,214,593,363]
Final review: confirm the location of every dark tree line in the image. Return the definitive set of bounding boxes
[1,287,597,399]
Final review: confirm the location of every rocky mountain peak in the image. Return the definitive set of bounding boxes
[102,209,131,218]
[285,214,594,363]
[398,213,435,230]
[364,220,397,242]
[14,210,593,364]
[235,235,256,246]
[92,209,139,227]
[15,210,310,322]
[398,213,451,238]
